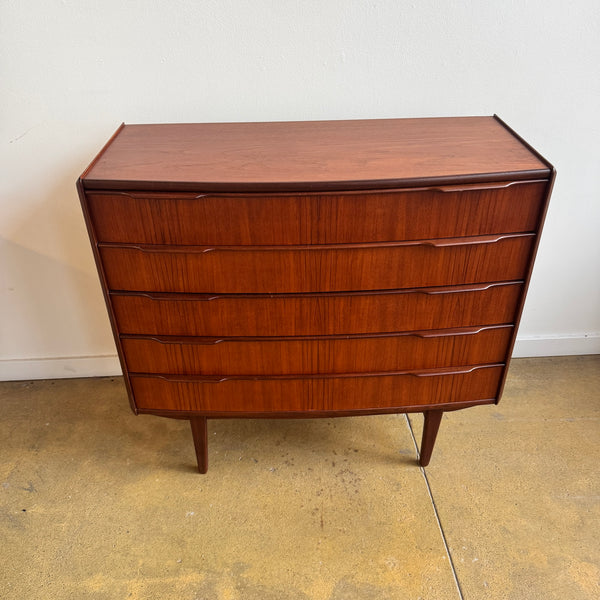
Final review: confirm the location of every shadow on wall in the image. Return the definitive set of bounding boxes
[1,169,115,367]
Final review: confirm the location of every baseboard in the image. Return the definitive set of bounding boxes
[512,333,600,358]
[0,355,122,381]
[1,334,598,381]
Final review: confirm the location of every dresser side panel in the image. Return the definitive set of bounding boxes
[77,179,137,413]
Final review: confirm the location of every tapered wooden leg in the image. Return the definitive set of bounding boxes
[190,417,208,474]
[419,410,443,467]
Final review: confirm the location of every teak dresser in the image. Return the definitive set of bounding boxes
[77,116,554,473]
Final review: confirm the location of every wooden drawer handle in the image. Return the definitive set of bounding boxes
[102,233,533,253]
[136,364,503,384]
[163,375,231,384]
[125,325,511,346]
[92,180,543,200]
[114,281,520,302]
[414,326,510,338]
[192,182,537,196]
[145,336,227,345]
[421,283,510,295]
[410,365,494,377]
[432,181,538,193]
[420,234,532,248]
[118,245,216,254]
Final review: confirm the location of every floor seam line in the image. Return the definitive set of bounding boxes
[404,414,465,600]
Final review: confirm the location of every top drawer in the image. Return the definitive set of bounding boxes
[85,181,546,245]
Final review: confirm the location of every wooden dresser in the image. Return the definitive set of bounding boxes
[77,116,554,473]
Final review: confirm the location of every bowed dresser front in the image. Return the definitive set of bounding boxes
[77,116,554,473]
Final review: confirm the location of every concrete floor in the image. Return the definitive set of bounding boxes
[1,356,598,600]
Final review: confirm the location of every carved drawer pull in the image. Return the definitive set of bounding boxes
[432,180,544,193]
[410,365,502,377]
[102,233,533,254]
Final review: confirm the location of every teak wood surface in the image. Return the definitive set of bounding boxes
[82,117,550,191]
[129,365,505,413]
[78,116,555,472]
[120,325,513,376]
[87,181,546,245]
[110,282,524,337]
[99,234,534,294]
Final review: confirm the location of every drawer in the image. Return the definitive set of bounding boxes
[130,365,505,413]
[100,234,534,294]
[122,325,513,375]
[86,180,546,245]
[111,282,522,337]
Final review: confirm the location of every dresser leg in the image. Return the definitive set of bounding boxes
[419,410,443,467]
[190,417,208,474]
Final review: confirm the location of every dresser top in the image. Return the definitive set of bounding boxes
[81,116,551,192]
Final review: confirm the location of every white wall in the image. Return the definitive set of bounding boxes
[2,0,599,380]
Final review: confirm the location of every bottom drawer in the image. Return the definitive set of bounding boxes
[130,365,504,413]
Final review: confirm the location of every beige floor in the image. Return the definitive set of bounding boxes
[1,356,598,600]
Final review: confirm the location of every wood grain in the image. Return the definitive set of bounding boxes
[82,117,550,192]
[121,326,513,375]
[100,234,534,294]
[110,282,523,337]
[77,116,554,471]
[420,410,444,467]
[87,181,546,245]
[129,365,504,412]
[190,417,208,474]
